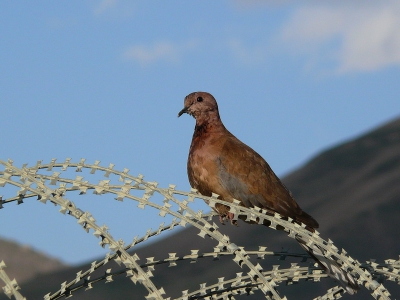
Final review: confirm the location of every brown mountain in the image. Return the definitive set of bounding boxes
[0,237,67,284]
[1,116,399,300]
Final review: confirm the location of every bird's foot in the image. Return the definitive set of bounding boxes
[227,212,238,226]
[219,213,238,226]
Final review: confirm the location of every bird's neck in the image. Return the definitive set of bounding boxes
[190,121,225,154]
[193,112,225,136]
[195,110,222,127]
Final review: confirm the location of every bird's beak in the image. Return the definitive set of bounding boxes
[178,106,188,117]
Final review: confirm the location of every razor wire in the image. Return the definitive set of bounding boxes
[0,261,26,300]
[0,158,397,300]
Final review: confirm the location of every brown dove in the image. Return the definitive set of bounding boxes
[178,91,359,295]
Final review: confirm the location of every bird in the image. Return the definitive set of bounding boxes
[178,91,360,295]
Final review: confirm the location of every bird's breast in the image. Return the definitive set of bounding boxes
[187,133,223,196]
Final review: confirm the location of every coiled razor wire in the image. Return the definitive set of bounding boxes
[0,159,397,300]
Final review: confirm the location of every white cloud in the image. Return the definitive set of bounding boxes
[233,0,384,10]
[279,2,400,73]
[122,40,198,65]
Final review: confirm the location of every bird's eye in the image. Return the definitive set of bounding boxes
[197,97,203,102]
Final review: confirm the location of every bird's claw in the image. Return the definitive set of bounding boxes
[219,212,238,226]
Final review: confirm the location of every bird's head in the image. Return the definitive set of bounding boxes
[178,92,220,126]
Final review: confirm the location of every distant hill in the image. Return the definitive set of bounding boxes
[1,116,399,300]
[284,116,400,262]
[0,237,67,284]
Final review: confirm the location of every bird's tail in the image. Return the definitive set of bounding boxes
[295,235,360,295]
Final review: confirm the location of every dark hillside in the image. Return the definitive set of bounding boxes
[1,117,399,300]
[0,237,67,283]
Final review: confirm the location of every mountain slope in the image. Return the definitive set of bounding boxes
[0,237,67,284]
[1,116,399,300]
[284,117,400,260]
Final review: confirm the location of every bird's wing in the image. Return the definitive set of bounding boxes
[217,134,303,218]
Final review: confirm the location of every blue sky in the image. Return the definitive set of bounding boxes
[1,1,399,265]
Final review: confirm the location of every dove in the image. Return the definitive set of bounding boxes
[178,91,359,295]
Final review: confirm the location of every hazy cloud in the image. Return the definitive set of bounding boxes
[122,40,198,65]
[232,1,400,73]
[227,39,269,66]
[92,0,136,17]
[94,0,118,15]
[233,0,382,9]
[232,0,297,9]
[279,2,400,73]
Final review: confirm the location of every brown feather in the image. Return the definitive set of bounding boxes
[179,92,361,294]
[181,91,318,229]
